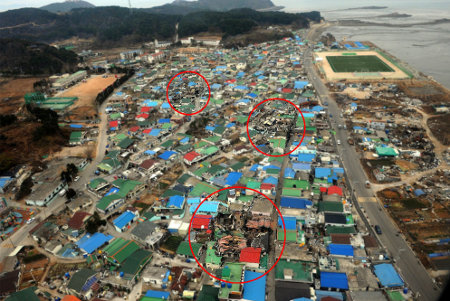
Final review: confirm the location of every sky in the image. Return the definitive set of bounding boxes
[0,0,445,12]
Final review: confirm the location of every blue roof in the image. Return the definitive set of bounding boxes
[161,102,170,109]
[168,195,185,209]
[143,100,158,107]
[262,176,278,185]
[243,271,266,301]
[280,197,312,209]
[211,83,222,89]
[0,177,12,188]
[76,233,113,254]
[149,129,161,136]
[226,172,242,186]
[144,150,156,155]
[374,263,404,287]
[247,92,257,98]
[187,197,201,205]
[145,290,170,299]
[69,124,83,128]
[188,81,197,87]
[180,137,190,144]
[414,189,425,196]
[235,85,249,90]
[278,216,296,230]
[295,81,309,89]
[237,98,250,104]
[205,125,216,131]
[159,151,177,160]
[320,272,349,289]
[158,118,171,124]
[292,163,311,171]
[226,122,236,128]
[250,164,260,172]
[297,153,315,163]
[262,164,280,171]
[284,168,296,178]
[190,201,219,214]
[315,167,331,178]
[113,211,136,229]
[328,244,354,256]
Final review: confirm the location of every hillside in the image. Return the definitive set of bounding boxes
[41,0,95,13]
[148,0,279,15]
[0,39,78,75]
[0,7,320,47]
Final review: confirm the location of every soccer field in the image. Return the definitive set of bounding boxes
[326,55,394,73]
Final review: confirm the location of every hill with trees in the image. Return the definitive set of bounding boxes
[41,0,95,13]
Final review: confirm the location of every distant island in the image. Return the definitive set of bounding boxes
[40,0,95,13]
[376,12,412,18]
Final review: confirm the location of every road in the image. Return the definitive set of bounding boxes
[303,23,441,301]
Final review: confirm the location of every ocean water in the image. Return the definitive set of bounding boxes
[284,0,450,88]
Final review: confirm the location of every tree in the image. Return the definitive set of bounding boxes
[66,163,78,178]
[85,212,106,234]
[66,188,76,200]
[61,170,72,183]
[15,176,33,200]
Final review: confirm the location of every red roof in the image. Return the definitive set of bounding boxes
[328,186,343,196]
[192,215,212,230]
[282,88,292,93]
[136,113,149,119]
[261,183,275,190]
[140,159,156,170]
[184,151,201,162]
[249,82,257,86]
[62,296,82,301]
[239,247,261,263]
[141,106,150,112]
[109,120,119,128]
[129,126,140,132]
[143,128,152,134]
[226,79,236,83]
[68,211,91,230]
[320,187,327,193]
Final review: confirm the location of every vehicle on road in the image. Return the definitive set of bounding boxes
[329,114,333,117]
[365,180,371,188]
[26,217,35,224]
[375,225,382,234]
[323,101,328,106]
[337,140,341,145]
[340,113,343,118]
[74,176,80,182]
[59,189,66,197]
[338,124,342,129]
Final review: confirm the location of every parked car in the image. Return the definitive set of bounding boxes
[337,140,341,145]
[74,176,80,182]
[375,225,382,234]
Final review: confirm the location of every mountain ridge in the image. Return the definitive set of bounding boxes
[40,0,95,13]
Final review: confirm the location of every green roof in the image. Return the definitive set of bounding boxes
[318,201,344,213]
[190,182,218,197]
[376,146,397,157]
[238,195,253,203]
[283,179,310,190]
[205,135,221,143]
[5,287,40,301]
[219,263,244,298]
[97,194,122,211]
[161,189,184,198]
[110,112,121,120]
[275,259,313,282]
[193,166,209,178]
[194,141,208,149]
[326,226,356,235]
[277,230,298,242]
[213,126,226,135]
[103,238,140,264]
[88,178,107,190]
[120,249,152,278]
[198,285,220,301]
[207,164,225,176]
[247,180,261,189]
[69,131,82,142]
[177,174,191,184]
[176,241,201,257]
[205,241,222,266]
[67,269,96,292]
[387,291,405,301]
[112,133,128,142]
[161,139,175,149]
[231,162,245,171]
[118,137,134,149]
[199,146,219,156]
[282,188,302,197]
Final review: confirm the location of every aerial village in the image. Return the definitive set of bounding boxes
[0,29,448,301]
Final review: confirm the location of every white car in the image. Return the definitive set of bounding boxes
[74,176,80,182]
[337,140,341,145]
[27,217,35,224]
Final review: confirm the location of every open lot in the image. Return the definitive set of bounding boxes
[316,51,409,80]
[0,77,42,114]
[60,75,117,119]
[327,55,394,73]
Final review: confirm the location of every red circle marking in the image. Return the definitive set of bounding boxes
[246,98,306,157]
[166,71,211,116]
[188,186,286,284]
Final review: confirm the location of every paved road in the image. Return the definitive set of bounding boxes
[303,31,441,300]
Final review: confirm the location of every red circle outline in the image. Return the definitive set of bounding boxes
[246,98,306,157]
[166,71,211,116]
[188,186,286,284]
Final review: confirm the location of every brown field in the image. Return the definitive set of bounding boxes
[60,75,117,119]
[428,114,450,146]
[0,77,42,114]
[315,51,409,81]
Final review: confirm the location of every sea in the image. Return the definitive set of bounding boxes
[283,0,450,89]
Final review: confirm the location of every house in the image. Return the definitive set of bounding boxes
[239,247,262,268]
[176,241,202,259]
[131,220,164,249]
[260,183,275,196]
[184,151,202,165]
[142,267,169,286]
[66,269,97,298]
[25,179,67,207]
[139,159,158,174]
[68,211,91,230]
[113,210,139,232]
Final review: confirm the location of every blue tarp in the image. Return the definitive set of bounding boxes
[328,244,354,257]
[280,197,312,209]
[243,271,266,301]
[158,118,171,124]
[69,124,83,128]
[414,189,425,196]
[168,195,185,209]
[145,290,170,299]
[149,129,161,136]
[226,172,242,186]
[113,211,136,229]
[105,187,119,196]
[374,263,404,287]
[76,233,113,254]
[159,151,177,160]
[320,272,349,289]
[278,216,296,230]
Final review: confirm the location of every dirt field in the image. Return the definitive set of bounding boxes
[46,143,95,161]
[59,75,117,119]
[0,77,42,114]
[428,114,450,146]
[315,51,409,81]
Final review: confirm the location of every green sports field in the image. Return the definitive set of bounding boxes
[326,55,394,73]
